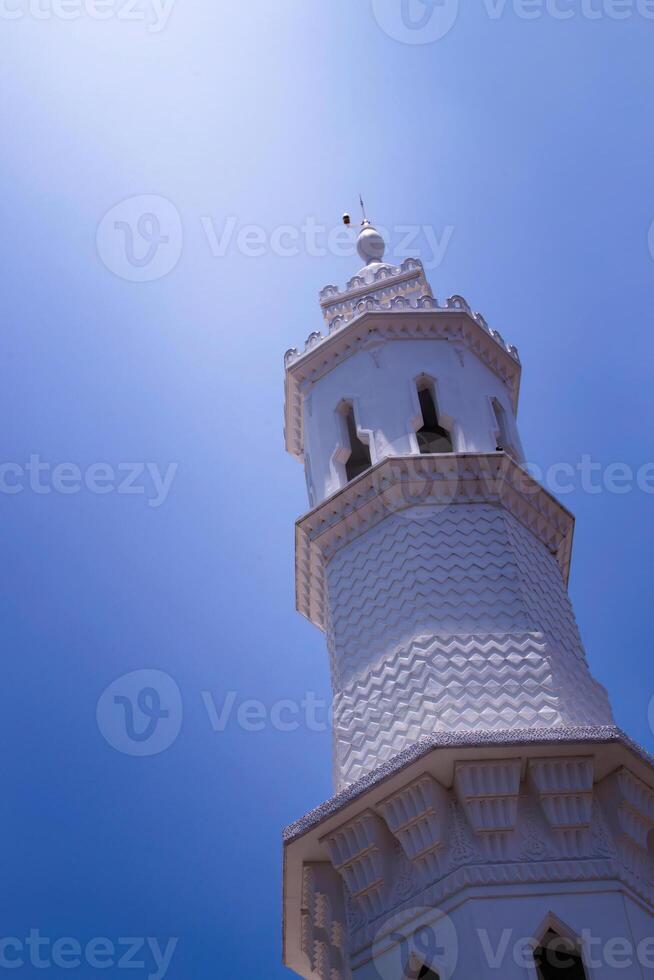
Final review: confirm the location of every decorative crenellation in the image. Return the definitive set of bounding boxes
[285,294,520,365]
[319,258,430,329]
[296,254,520,364]
[319,257,426,303]
[377,775,449,880]
[301,863,351,980]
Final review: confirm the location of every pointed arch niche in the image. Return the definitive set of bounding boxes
[409,374,456,455]
[532,913,588,980]
[331,399,373,487]
[405,958,440,980]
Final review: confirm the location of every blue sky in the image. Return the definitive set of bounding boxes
[0,1,653,977]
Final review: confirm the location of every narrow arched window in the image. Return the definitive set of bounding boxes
[492,397,510,453]
[534,930,587,980]
[406,962,440,980]
[343,404,371,482]
[416,381,453,454]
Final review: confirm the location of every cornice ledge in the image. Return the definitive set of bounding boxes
[284,308,522,460]
[283,726,653,845]
[294,453,575,630]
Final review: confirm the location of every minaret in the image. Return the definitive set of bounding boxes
[282,216,654,980]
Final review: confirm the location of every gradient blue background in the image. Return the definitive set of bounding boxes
[1,1,653,977]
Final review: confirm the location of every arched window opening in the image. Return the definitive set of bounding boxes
[534,930,587,980]
[492,397,519,459]
[416,382,453,454]
[343,404,371,482]
[406,963,440,980]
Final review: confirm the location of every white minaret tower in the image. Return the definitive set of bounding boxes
[282,214,654,980]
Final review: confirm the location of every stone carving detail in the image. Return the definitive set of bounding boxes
[598,768,654,889]
[446,294,470,312]
[448,798,479,866]
[390,839,420,905]
[301,863,351,980]
[529,757,594,856]
[318,258,432,331]
[286,288,520,364]
[530,758,595,806]
[353,761,654,949]
[455,760,521,858]
[591,799,618,859]
[291,755,654,977]
[323,811,396,920]
[378,775,449,880]
[518,791,550,861]
[344,891,365,935]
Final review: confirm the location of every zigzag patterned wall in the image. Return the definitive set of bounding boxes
[324,504,613,789]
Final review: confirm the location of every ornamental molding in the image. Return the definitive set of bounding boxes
[284,305,521,460]
[301,863,351,980]
[283,735,654,978]
[319,259,429,321]
[377,775,449,880]
[348,857,626,963]
[455,759,522,837]
[294,453,575,631]
[322,810,396,920]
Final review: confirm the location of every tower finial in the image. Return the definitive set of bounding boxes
[359,193,368,223]
[356,218,386,266]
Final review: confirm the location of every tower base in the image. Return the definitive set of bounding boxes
[283,728,654,979]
